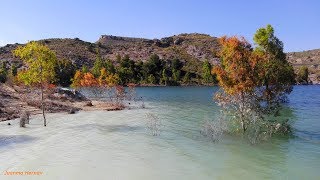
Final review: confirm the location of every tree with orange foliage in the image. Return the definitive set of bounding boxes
[80,72,98,87]
[213,36,261,135]
[72,70,99,88]
[214,36,259,95]
[212,26,294,143]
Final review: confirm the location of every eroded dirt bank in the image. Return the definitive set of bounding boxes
[0,84,124,121]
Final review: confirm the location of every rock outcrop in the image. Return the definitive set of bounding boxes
[287,49,320,84]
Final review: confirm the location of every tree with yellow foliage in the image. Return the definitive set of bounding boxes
[13,42,57,126]
[71,70,83,88]
[97,68,120,87]
[98,68,108,86]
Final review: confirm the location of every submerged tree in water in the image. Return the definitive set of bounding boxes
[146,113,162,136]
[201,117,227,142]
[212,25,295,143]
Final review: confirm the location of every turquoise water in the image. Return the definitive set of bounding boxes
[134,86,320,179]
[0,86,319,179]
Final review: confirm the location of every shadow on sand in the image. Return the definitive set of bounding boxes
[0,135,38,148]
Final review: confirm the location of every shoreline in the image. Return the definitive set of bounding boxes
[0,84,125,122]
[1,83,318,122]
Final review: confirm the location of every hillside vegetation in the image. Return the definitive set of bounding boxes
[0,34,219,72]
[0,33,319,84]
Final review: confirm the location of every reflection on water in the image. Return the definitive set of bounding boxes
[0,86,319,179]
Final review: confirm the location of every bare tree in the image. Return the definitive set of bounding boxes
[146,113,162,136]
[201,117,227,142]
[22,111,30,124]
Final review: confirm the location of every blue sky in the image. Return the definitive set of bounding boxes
[0,0,319,52]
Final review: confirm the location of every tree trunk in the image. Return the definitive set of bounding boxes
[41,83,46,126]
[241,119,246,133]
[240,92,246,133]
[40,65,46,127]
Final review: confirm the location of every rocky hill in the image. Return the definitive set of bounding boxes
[0,33,319,83]
[0,38,100,69]
[97,34,220,63]
[287,49,320,84]
[0,33,220,74]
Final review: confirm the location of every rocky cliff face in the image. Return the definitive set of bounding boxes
[287,49,320,84]
[96,33,220,65]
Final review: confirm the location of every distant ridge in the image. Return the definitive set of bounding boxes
[0,34,319,83]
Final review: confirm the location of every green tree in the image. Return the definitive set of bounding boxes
[55,59,76,86]
[296,66,309,84]
[117,66,134,85]
[10,64,18,76]
[161,68,170,85]
[172,59,183,70]
[5,63,18,84]
[149,54,162,70]
[183,71,191,84]
[148,74,156,84]
[0,62,8,83]
[82,65,89,73]
[119,55,130,67]
[169,59,183,85]
[202,60,213,84]
[135,61,144,82]
[117,55,136,84]
[13,42,57,126]
[105,59,115,74]
[142,54,163,83]
[142,62,151,80]
[254,24,295,104]
[172,69,181,83]
[254,25,286,61]
[91,51,105,77]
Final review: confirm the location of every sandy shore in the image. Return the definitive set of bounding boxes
[0,84,125,121]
